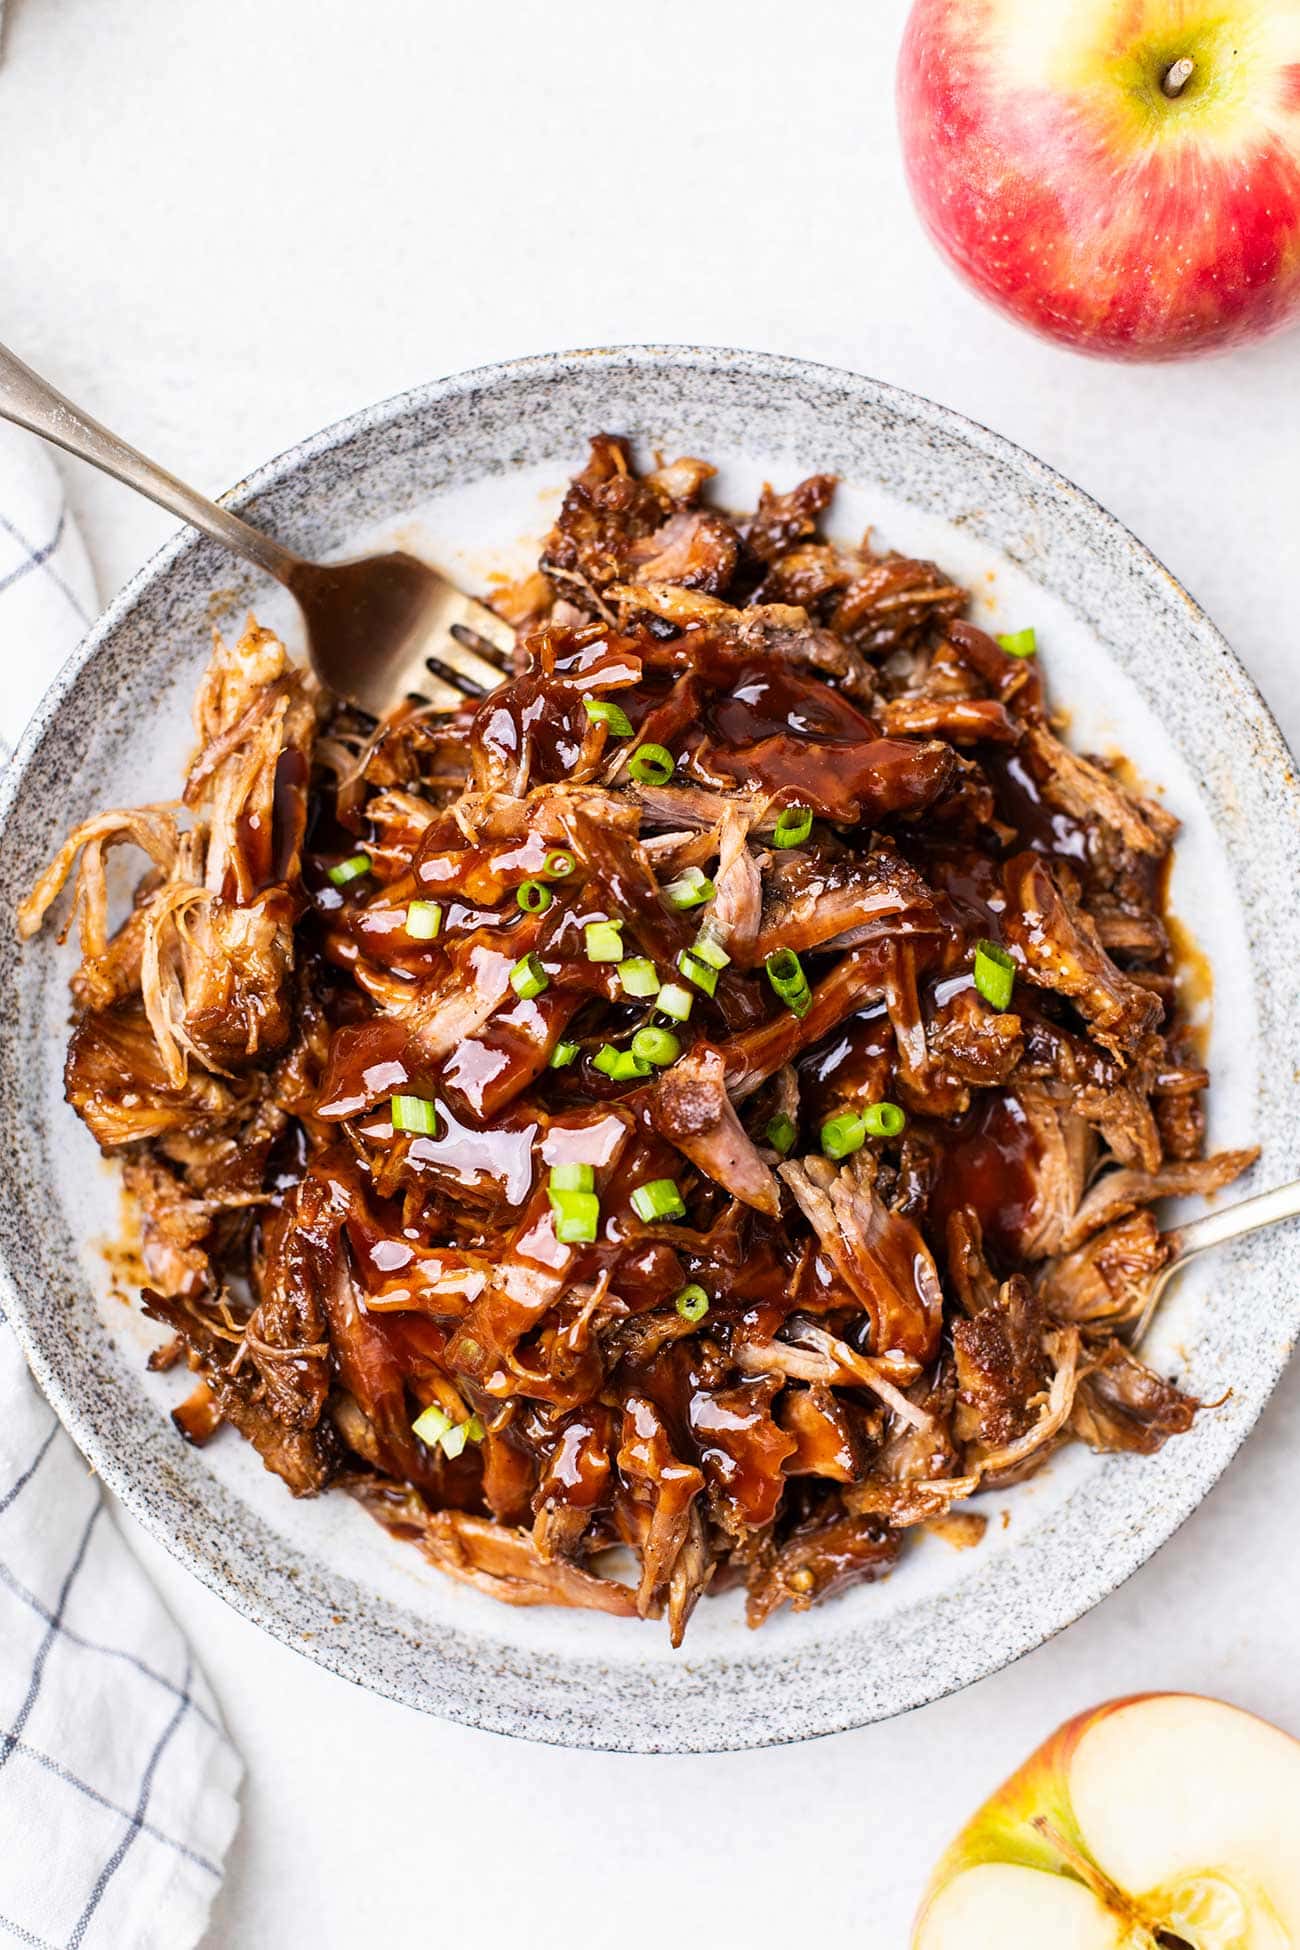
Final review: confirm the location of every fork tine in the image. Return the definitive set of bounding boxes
[424,653,490,700]
[454,598,517,660]
[444,627,512,690]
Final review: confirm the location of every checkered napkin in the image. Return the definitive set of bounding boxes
[0,423,242,1948]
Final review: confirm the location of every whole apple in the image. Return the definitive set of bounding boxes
[897,0,1300,360]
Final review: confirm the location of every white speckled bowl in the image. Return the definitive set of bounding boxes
[2,347,1298,1752]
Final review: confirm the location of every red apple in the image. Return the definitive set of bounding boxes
[897,0,1300,360]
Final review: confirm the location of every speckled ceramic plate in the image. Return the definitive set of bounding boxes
[2,347,1298,1753]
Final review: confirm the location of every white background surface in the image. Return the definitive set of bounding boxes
[2,0,1299,1942]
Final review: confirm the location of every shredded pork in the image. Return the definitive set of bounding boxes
[22,435,1255,1641]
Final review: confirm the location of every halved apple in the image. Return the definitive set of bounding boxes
[914,1694,1300,1948]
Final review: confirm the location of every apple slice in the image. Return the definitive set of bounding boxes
[915,1694,1300,1949]
[921,1863,1126,1947]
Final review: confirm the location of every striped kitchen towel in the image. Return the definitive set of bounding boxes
[0,421,242,1949]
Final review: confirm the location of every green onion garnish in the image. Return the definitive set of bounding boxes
[544,849,576,879]
[630,1178,686,1223]
[631,1026,680,1067]
[391,1094,438,1136]
[677,949,718,997]
[664,867,716,910]
[655,981,695,1022]
[509,952,549,1000]
[973,939,1016,1012]
[550,1161,595,1193]
[765,1112,797,1156]
[772,805,813,849]
[674,1284,710,1323]
[584,698,633,737]
[440,1421,472,1460]
[405,899,443,940]
[765,947,812,1017]
[863,1101,907,1138]
[997,628,1037,658]
[628,743,675,786]
[412,1403,453,1446]
[328,853,372,887]
[691,931,730,971]
[585,919,625,963]
[592,1043,653,1082]
[619,957,661,999]
[821,1111,867,1161]
[516,879,553,914]
[549,1187,600,1243]
[549,1039,580,1069]
[413,1403,487,1459]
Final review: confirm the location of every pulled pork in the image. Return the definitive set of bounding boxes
[23,437,1255,1642]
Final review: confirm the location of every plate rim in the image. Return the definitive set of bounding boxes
[2,342,1298,1752]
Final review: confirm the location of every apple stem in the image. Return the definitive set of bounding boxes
[1162,57,1195,98]
[1030,1817,1161,1945]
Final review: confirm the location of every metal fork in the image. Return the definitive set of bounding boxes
[0,340,515,717]
[1134,1175,1300,1347]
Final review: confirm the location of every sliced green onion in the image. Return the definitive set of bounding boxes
[664,867,716,910]
[592,1043,653,1082]
[997,627,1037,658]
[655,981,695,1022]
[691,930,731,970]
[630,1178,686,1223]
[544,849,576,879]
[628,743,675,785]
[772,805,813,849]
[973,939,1016,1012]
[863,1101,907,1139]
[328,852,371,887]
[509,952,549,1000]
[584,697,633,737]
[413,1401,486,1457]
[585,919,625,963]
[412,1403,453,1445]
[550,1162,594,1193]
[674,1284,710,1323]
[405,899,443,940]
[765,947,812,1018]
[677,949,718,997]
[765,1112,797,1156]
[619,957,661,999]
[631,1026,680,1068]
[549,1039,580,1069]
[391,1094,438,1136]
[516,878,553,914]
[821,1110,867,1161]
[549,1187,600,1243]
[440,1421,471,1460]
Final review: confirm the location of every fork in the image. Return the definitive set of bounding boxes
[1134,1175,1300,1347]
[0,340,515,718]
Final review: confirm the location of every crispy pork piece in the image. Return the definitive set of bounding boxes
[1001,851,1163,1054]
[648,1044,780,1216]
[1070,1342,1198,1455]
[746,1508,901,1626]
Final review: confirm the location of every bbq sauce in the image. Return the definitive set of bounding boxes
[928,1089,1042,1262]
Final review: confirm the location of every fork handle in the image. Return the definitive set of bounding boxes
[0,338,303,587]
[1172,1175,1300,1261]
